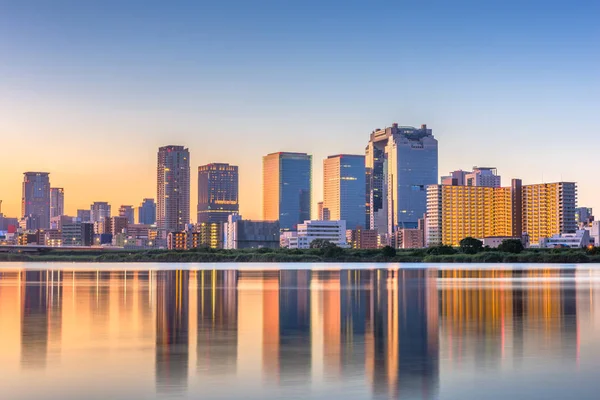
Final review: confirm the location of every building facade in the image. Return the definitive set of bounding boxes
[346,228,379,249]
[77,209,91,222]
[138,198,156,225]
[90,202,111,223]
[157,145,190,233]
[323,154,366,230]
[119,205,135,225]
[224,214,280,249]
[197,163,239,224]
[441,167,501,187]
[575,207,594,227]
[426,180,577,247]
[50,188,64,218]
[22,172,51,229]
[365,124,438,235]
[263,152,312,230]
[282,220,347,249]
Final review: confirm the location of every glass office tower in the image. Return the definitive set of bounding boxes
[323,154,366,230]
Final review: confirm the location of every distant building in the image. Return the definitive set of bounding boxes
[197,163,239,224]
[50,215,74,230]
[442,167,501,187]
[43,229,62,247]
[393,228,424,249]
[539,230,592,249]
[589,221,600,246]
[575,207,594,228]
[0,214,19,232]
[138,198,156,225]
[157,145,190,232]
[482,236,525,249]
[366,124,438,234]
[224,214,280,249]
[167,223,223,250]
[20,215,43,231]
[90,202,111,223]
[119,205,135,225]
[62,222,83,246]
[323,154,366,230]
[282,220,348,249]
[263,152,312,230]
[346,228,379,249]
[50,188,65,218]
[77,209,91,222]
[22,172,51,229]
[110,216,128,237]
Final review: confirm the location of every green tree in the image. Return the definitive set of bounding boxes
[459,237,483,254]
[310,239,334,249]
[381,246,397,258]
[497,239,524,254]
[426,245,457,255]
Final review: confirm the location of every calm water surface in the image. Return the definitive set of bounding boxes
[1,262,599,400]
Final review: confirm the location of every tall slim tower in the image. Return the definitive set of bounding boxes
[157,145,190,232]
[22,172,51,229]
[323,154,366,230]
[263,152,312,230]
[366,123,438,234]
[197,163,239,224]
[50,188,65,218]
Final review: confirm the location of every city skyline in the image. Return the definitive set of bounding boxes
[1,2,598,221]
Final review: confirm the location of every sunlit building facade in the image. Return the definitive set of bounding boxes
[427,180,577,246]
[323,154,365,230]
[157,145,190,233]
[366,124,438,234]
[197,163,239,224]
[263,152,312,230]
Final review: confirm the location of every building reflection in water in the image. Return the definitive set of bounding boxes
[0,266,594,399]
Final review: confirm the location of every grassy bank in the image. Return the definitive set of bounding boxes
[1,246,600,263]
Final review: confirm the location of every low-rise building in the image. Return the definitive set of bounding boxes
[393,228,424,249]
[282,220,348,249]
[224,214,280,249]
[539,230,592,249]
[346,228,379,249]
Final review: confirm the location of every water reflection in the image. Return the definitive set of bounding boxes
[0,266,598,399]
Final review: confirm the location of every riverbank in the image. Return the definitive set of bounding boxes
[1,247,599,263]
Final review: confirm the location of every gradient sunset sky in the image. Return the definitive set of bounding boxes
[1,0,599,221]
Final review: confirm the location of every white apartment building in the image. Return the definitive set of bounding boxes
[539,230,592,249]
[281,220,348,249]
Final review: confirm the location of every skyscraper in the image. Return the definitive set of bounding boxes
[90,202,111,223]
[263,152,312,230]
[77,209,91,222]
[197,163,239,224]
[119,205,135,224]
[138,198,157,225]
[50,188,64,218]
[22,172,51,229]
[323,154,366,230]
[157,145,190,232]
[366,123,438,234]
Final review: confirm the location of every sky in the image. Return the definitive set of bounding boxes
[1,0,599,221]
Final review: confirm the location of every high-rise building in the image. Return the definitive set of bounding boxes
[90,202,111,223]
[323,154,366,230]
[263,152,312,230]
[426,180,577,246]
[50,188,64,218]
[575,207,594,227]
[119,205,135,225]
[157,145,190,232]
[366,124,438,234]
[77,209,91,222]
[441,167,501,187]
[110,216,128,236]
[197,163,239,224]
[138,198,156,225]
[21,172,51,229]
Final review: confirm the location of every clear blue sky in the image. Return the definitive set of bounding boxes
[1,0,599,219]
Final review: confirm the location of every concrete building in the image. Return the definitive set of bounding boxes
[427,180,577,247]
[138,198,156,225]
[589,221,600,246]
[90,202,111,223]
[43,229,63,247]
[346,228,379,249]
[77,209,91,222]
[323,154,366,230]
[282,220,348,249]
[393,228,425,249]
[119,205,135,225]
[62,222,83,246]
[540,230,592,249]
[167,223,223,250]
[224,214,280,249]
[50,215,74,230]
[441,167,501,187]
[157,145,190,233]
[482,236,527,248]
[365,124,438,235]
[197,163,239,224]
[575,207,594,228]
[50,188,64,218]
[263,152,312,230]
[110,216,128,237]
[22,172,51,229]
